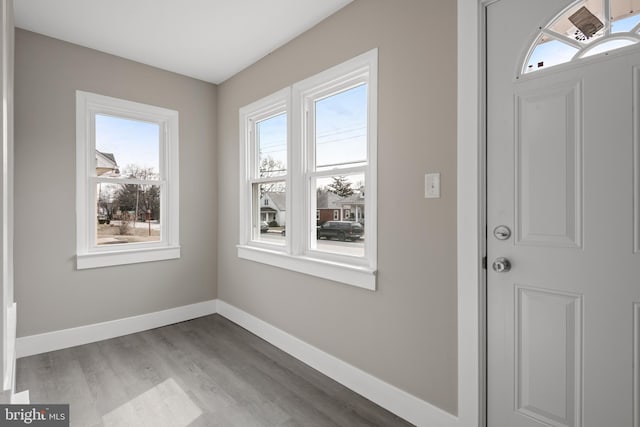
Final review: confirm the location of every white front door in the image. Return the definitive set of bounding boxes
[487,1,640,426]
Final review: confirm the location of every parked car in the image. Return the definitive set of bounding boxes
[260,221,269,233]
[317,221,363,241]
[97,207,110,225]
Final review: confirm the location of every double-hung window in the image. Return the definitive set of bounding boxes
[238,49,377,290]
[76,91,180,269]
[239,89,290,248]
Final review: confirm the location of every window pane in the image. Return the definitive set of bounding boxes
[612,12,640,32]
[583,38,637,57]
[253,182,286,245]
[313,174,364,257]
[96,183,160,245]
[95,114,160,180]
[315,84,367,171]
[524,38,579,73]
[257,113,287,178]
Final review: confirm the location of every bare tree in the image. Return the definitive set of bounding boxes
[258,157,286,198]
[123,164,158,181]
[259,157,286,178]
[114,165,161,222]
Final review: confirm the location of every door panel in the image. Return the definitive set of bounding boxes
[515,286,582,427]
[515,80,582,247]
[487,1,639,426]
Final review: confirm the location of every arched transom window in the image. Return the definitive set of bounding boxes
[524,0,640,74]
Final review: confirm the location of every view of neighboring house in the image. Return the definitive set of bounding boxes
[316,188,365,223]
[95,150,119,177]
[260,191,286,226]
[336,192,365,223]
[96,150,119,222]
[316,189,342,222]
[261,189,365,226]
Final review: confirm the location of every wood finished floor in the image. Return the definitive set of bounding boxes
[16,314,413,427]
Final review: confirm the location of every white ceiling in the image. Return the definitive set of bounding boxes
[14,0,352,84]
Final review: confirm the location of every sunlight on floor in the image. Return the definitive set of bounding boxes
[102,378,202,427]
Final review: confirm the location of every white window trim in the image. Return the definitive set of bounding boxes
[238,49,377,290]
[76,91,180,269]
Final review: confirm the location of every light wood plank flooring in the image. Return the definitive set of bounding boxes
[16,314,413,427]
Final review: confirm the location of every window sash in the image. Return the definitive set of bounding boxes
[91,113,165,180]
[248,175,287,185]
[90,176,163,186]
[248,109,287,181]
[249,180,286,244]
[306,166,367,260]
[307,81,369,173]
[306,165,366,180]
[90,179,167,250]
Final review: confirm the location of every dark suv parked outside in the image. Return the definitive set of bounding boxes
[317,221,363,241]
[97,207,110,225]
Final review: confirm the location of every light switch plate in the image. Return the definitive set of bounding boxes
[425,173,440,198]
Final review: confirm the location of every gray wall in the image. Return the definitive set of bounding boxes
[14,29,218,337]
[217,0,458,414]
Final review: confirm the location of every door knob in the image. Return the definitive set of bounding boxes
[492,257,511,273]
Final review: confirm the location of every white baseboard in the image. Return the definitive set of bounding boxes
[11,390,29,404]
[5,303,29,404]
[16,299,218,358]
[4,302,16,391]
[15,298,458,426]
[217,300,458,427]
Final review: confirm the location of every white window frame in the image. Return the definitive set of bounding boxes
[238,88,291,251]
[238,49,377,290]
[76,91,180,269]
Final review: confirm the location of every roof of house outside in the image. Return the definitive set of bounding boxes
[96,150,120,176]
[316,190,342,209]
[265,192,286,211]
[97,150,117,165]
[335,193,364,205]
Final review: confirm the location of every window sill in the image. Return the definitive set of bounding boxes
[237,245,376,290]
[77,245,181,269]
